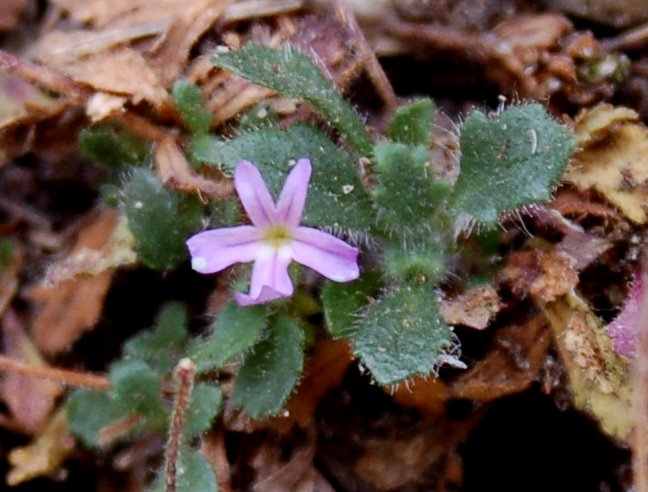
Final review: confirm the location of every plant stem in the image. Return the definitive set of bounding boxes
[166,358,196,492]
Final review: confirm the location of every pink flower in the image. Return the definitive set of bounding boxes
[186,158,360,306]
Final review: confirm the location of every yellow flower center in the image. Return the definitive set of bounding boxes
[262,224,293,248]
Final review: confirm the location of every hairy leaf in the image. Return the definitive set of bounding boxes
[388,99,435,147]
[185,383,222,435]
[172,79,211,135]
[451,104,574,227]
[213,44,372,155]
[80,127,150,168]
[125,302,189,374]
[233,315,304,418]
[372,142,451,235]
[353,284,454,385]
[322,272,382,338]
[190,302,267,372]
[124,169,202,270]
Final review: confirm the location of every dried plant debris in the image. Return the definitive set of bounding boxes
[0,0,644,490]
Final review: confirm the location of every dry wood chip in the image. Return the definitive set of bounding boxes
[438,285,501,330]
[156,136,232,199]
[565,104,648,224]
[6,407,75,485]
[28,210,133,355]
[451,316,552,402]
[1,310,62,434]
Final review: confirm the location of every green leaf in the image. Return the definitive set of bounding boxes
[384,240,446,280]
[451,103,574,227]
[150,447,218,492]
[172,79,212,135]
[125,302,189,374]
[191,123,374,233]
[124,169,203,270]
[190,302,267,372]
[353,283,454,385]
[67,390,123,448]
[185,383,222,435]
[233,315,304,418]
[213,44,373,155]
[388,99,435,146]
[110,360,164,420]
[372,142,451,235]
[80,127,150,168]
[322,272,382,338]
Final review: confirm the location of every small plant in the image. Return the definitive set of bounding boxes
[68,42,574,490]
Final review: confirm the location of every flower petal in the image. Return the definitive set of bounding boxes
[234,160,277,226]
[276,158,312,226]
[186,226,261,274]
[235,246,294,306]
[292,227,359,282]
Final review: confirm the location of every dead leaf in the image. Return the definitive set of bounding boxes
[86,92,127,122]
[0,241,22,317]
[1,310,62,434]
[156,136,231,199]
[34,41,171,112]
[502,247,578,302]
[270,340,352,433]
[28,210,134,355]
[565,104,648,224]
[542,292,633,442]
[451,316,552,402]
[6,406,75,486]
[391,375,448,419]
[438,285,501,330]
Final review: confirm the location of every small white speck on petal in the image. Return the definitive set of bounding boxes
[342,184,354,194]
[134,201,144,209]
[192,257,207,270]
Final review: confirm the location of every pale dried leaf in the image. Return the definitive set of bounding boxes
[438,285,501,330]
[28,210,133,355]
[1,310,62,434]
[565,104,648,224]
[86,92,127,122]
[6,407,75,486]
[156,136,231,198]
[0,73,67,130]
[542,292,633,442]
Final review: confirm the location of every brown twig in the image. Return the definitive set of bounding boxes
[333,0,398,110]
[0,354,110,389]
[0,50,90,102]
[165,358,196,492]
